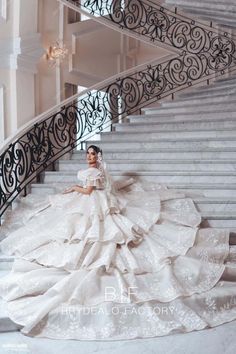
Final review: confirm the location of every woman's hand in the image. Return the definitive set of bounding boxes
[62,187,74,194]
[62,185,94,195]
[62,185,80,194]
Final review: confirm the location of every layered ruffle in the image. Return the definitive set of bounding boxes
[0,177,235,340]
[0,186,200,273]
[0,227,233,338]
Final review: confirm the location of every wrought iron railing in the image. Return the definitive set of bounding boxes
[1,0,236,219]
[61,0,236,56]
[61,0,236,79]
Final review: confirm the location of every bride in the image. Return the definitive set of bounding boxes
[0,144,236,340]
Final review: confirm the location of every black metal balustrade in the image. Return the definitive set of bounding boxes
[65,0,236,56]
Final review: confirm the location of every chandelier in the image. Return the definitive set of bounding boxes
[46,40,68,67]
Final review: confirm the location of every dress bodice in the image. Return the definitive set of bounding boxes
[77,167,105,189]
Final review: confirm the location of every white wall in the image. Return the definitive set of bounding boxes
[0,83,5,142]
[35,0,60,114]
[0,0,43,144]
[0,70,8,142]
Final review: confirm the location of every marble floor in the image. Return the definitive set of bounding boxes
[0,320,236,354]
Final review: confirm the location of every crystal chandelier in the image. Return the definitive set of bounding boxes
[46,40,68,67]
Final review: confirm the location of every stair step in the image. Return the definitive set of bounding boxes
[165,184,236,198]
[162,94,236,107]
[114,120,236,132]
[165,0,236,27]
[129,111,236,123]
[58,160,236,172]
[172,3,236,17]
[178,7,236,23]
[42,170,236,184]
[193,198,236,212]
[71,149,236,160]
[165,0,236,10]
[178,84,236,99]
[200,212,236,228]
[216,75,236,85]
[179,91,236,102]
[90,138,236,149]
[100,130,236,141]
[195,77,236,86]
[142,102,236,115]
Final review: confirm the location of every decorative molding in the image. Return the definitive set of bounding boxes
[71,20,104,37]
[70,67,103,82]
[0,85,5,143]
[0,34,45,73]
[0,0,7,22]
[69,33,103,83]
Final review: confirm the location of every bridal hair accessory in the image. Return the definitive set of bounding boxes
[97,150,108,178]
[97,151,103,162]
[85,145,110,191]
[94,147,115,193]
[96,148,106,171]
[92,145,135,193]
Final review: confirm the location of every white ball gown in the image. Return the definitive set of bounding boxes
[0,163,236,340]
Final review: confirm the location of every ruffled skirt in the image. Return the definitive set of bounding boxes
[0,180,236,340]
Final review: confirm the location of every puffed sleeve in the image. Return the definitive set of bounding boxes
[77,168,105,189]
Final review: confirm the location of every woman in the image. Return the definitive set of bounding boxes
[0,144,235,340]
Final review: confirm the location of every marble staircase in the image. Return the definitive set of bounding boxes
[1,76,236,335]
[26,77,236,227]
[164,0,236,29]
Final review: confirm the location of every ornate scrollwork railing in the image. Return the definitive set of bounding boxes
[61,0,236,85]
[1,0,236,219]
[62,0,236,56]
[1,51,236,218]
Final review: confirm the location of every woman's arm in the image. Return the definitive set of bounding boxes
[63,185,94,195]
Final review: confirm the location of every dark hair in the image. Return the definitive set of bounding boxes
[86,145,102,155]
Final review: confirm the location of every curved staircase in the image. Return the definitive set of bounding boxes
[1,75,236,339]
[1,0,236,349]
[26,76,236,230]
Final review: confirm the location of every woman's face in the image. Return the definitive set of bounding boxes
[86,148,97,165]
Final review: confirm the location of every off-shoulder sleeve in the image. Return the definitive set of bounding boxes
[77,169,105,189]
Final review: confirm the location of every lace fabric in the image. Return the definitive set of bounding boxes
[77,168,105,189]
[0,166,235,340]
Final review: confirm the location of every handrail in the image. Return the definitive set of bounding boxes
[0,54,175,155]
[60,0,236,54]
[1,54,178,218]
[1,51,236,218]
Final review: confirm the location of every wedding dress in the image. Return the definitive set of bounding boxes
[0,161,236,340]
